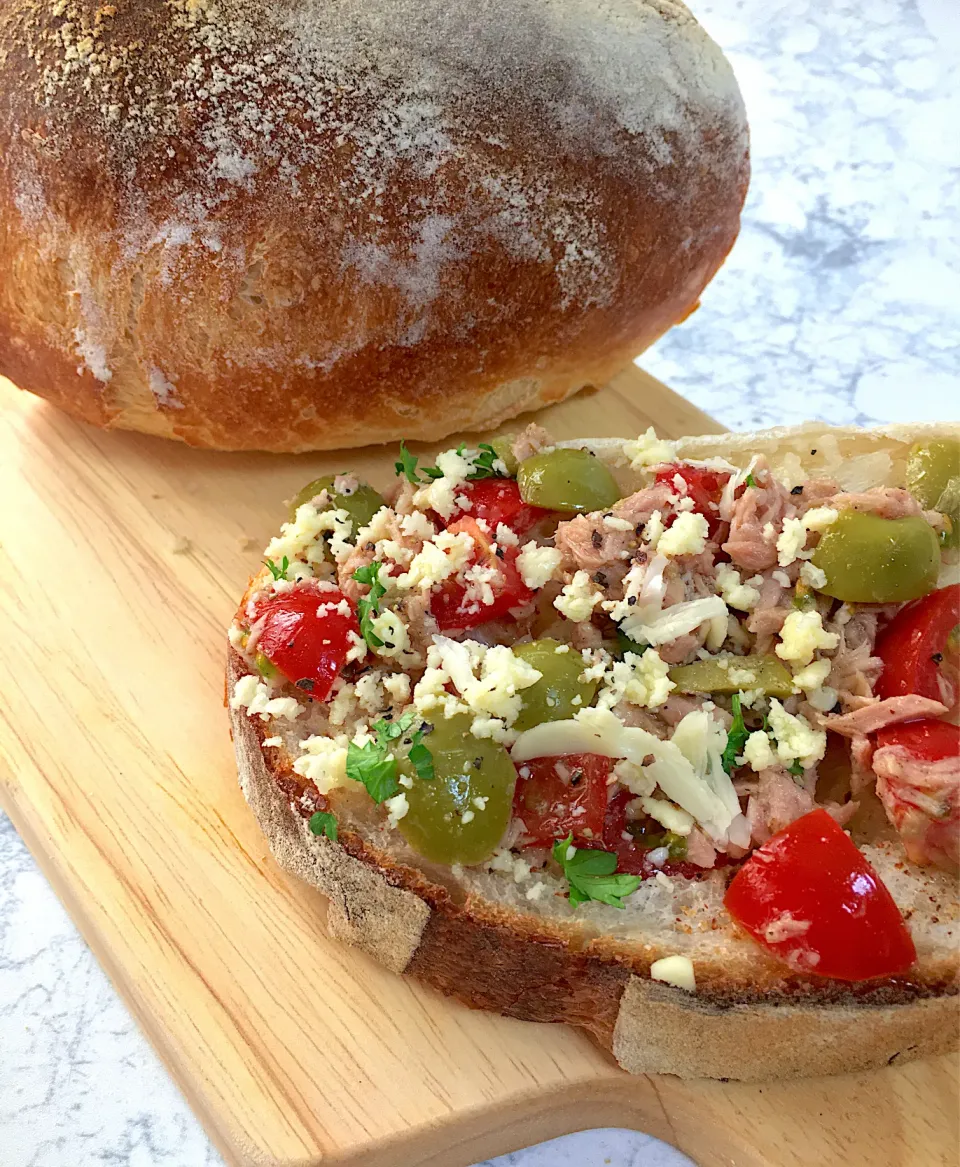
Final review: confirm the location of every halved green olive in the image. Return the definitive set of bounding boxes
[812,510,941,603]
[627,822,688,859]
[396,716,517,865]
[255,652,280,681]
[669,654,795,698]
[512,638,598,731]
[517,448,621,514]
[907,438,960,549]
[906,439,960,510]
[489,435,520,477]
[288,475,386,557]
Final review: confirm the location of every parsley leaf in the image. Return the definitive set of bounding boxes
[353,561,387,649]
[744,472,757,488]
[346,714,435,802]
[408,725,435,780]
[721,693,750,774]
[421,465,444,480]
[616,626,649,659]
[466,443,506,481]
[787,758,805,778]
[346,739,399,803]
[395,441,420,484]
[551,835,641,909]
[308,811,338,841]
[263,555,289,581]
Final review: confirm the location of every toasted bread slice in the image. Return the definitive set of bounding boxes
[228,423,960,1080]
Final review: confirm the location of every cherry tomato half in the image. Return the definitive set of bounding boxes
[724,808,916,981]
[445,478,549,537]
[431,516,534,632]
[253,587,358,701]
[875,584,960,705]
[875,718,960,762]
[654,462,731,539]
[514,753,611,847]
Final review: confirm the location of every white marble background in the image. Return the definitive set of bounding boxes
[2,1,958,1164]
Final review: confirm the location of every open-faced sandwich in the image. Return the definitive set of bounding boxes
[228,422,959,1080]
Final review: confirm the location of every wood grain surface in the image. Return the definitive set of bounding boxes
[0,367,956,1167]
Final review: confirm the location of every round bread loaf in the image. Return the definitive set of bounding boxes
[0,0,748,452]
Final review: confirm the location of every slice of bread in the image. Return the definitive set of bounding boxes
[228,423,960,1080]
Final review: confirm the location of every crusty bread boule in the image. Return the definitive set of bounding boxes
[0,0,748,452]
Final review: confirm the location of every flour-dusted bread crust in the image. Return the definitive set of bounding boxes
[0,0,747,452]
[227,423,960,1079]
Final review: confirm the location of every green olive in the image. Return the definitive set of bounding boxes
[255,652,280,681]
[906,439,960,509]
[907,439,960,550]
[288,475,386,556]
[512,639,598,731]
[489,435,520,477]
[669,654,795,698]
[397,716,517,865]
[812,510,941,603]
[627,822,688,859]
[517,448,621,514]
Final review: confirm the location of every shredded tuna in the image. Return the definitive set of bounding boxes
[613,703,670,738]
[795,477,841,511]
[825,609,884,707]
[722,477,796,572]
[873,746,960,871]
[657,693,709,726]
[747,767,816,845]
[511,423,554,464]
[826,486,923,520]
[820,695,949,738]
[656,633,703,665]
[849,734,877,794]
[555,483,675,573]
[820,798,860,827]
[684,826,717,868]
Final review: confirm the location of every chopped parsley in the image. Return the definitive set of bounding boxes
[466,443,506,481]
[352,561,387,649]
[395,439,506,485]
[721,693,750,774]
[394,441,443,483]
[394,441,420,484]
[346,738,399,803]
[263,555,289,581]
[407,726,435,781]
[744,472,758,488]
[308,811,338,841]
[787,758,805,778]
[616,626,649,659]
[345,713,435,803]
[552,835,641,909]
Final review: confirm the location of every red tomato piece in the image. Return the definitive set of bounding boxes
[445,478,549,537]
[724,808,916,981]
[654,462,731,539]
[253,588,358,702]
[875,718,960,762]
[874,585,960,705]
[431,516,534,632]
[514,754,611,846]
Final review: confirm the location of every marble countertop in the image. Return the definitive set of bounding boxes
[2,1,958,1164]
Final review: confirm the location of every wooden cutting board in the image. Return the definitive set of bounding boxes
[0,367,956,1167]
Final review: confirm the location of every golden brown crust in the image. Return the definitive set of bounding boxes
[226,423,960,1078]
[0,0,748,451]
